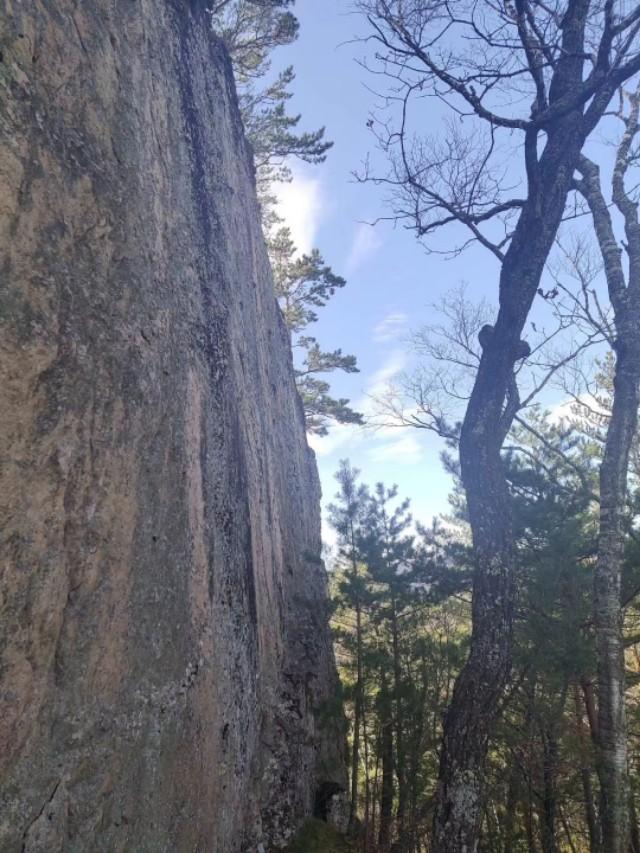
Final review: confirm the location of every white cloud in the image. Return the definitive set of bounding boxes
[367,349,407,397]
[368,434,424,464]
[345,223,382,275]
[275,169,324,254]
[307,350,408,457]
[373,311,409,344]
[548,393,607,425]
[308,421,365,458]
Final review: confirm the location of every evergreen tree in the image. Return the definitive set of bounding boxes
[329,461,371,833]
[269,227,363,435]
[211,2,360,435]
[209,0,299,82]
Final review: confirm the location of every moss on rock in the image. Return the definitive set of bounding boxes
[285,819,354,853]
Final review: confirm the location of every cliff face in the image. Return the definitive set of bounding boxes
[0,2,343,850]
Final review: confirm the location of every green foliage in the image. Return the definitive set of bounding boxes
[209,1,299,82]
[329,461,468,847]
[298,377,364,436]
[212,3,358,436]
[211,3,331,204]
[284,819,355,853]
[270,230,363,434]
[241,66,332,192]
[269,228,345,332]
[328,398,640,848]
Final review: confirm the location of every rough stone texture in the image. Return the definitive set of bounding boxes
[0,2,344,850]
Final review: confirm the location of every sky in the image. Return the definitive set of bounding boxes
[269,0,611,545]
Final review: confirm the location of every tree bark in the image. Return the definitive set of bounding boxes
[574,684,600,853]
[349,594,364,831]
[433,106,594,850]
[349,517,365,832]
[391,599,408,850]
[540,727,560,853]
[379,681,394,853]
[577,118,640,850]
[630,788,640,853]
[429,0,624,840]
[594,342,638,853]
[504,768,518,853]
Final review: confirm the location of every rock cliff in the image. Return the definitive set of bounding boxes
[0,1,344,850]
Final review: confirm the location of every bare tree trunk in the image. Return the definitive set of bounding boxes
[348,523,364,833]
[408,658,429,853]
[594,344,637,852]
[504,769,518,853]
[576,107,640,850]
[559,806,579,853]
[540,728,560,853]
[349,593,364,832]
[630,788,640,853]
[379,683,394,853]
[433,123,585,844]
[574,684,600,853]
[363,692,371,852]
[371,728,382,850]
[391,599,408,850]
[432,27,611,837]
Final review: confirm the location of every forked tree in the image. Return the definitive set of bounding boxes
[357,2,640,850]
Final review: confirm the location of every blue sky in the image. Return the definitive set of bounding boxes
[269,0,611,544]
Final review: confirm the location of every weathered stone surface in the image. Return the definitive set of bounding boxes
[0,1,344,850]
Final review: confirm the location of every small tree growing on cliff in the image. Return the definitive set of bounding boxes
[209,1,332,206]
[212,1,361,435]
[268,227,363,435]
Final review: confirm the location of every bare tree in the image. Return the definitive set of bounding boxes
[572,83,640,853]
[356,2,640,850]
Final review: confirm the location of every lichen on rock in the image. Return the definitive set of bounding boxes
[0,1,344,850]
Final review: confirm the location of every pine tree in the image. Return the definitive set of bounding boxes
[268,227,363,435]
[211,3,361,435]
[329,461,371,833]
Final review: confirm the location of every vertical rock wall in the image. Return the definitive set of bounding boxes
[0,1,344,850]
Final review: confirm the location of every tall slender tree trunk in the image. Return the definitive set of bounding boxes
[630,788,640,853]
[594,343,638,852]
[577,129,640,852]
[574,684,600,853]
[349,593,364,831]
[391,600,408,850]
[371,732,381,848]
[504,769,518,853]
[408,658,429,853]
[348,513,365,833]
[363,692,371,852]
[540,728,560,853]
[379,679,394,853]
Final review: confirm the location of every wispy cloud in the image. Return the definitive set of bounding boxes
[368,434,424,464]
[345,223,382,275]
[548,393,607,425]
[275,168,324,254]
[373,311,409,344]
[367,349,407,396]
[308,421,365,458]
[307,350,408,458]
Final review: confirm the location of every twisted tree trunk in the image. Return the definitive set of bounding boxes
[432,2,636,842]
[433,107,591,849]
